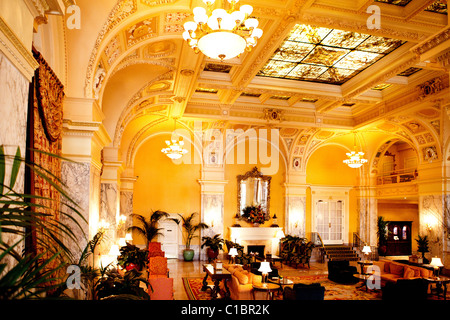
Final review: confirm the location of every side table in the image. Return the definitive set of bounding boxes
[251,283,280,300]
[424,277,450,300]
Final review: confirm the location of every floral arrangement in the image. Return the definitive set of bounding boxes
[242,204,266,224]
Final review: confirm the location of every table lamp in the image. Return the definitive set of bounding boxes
[258,261,272,286]
[229,247,238,264]
[430,257,444,278]
[362,246,372,262]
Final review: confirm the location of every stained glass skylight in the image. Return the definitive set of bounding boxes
[257,24,405,85]
[425,0,448,14]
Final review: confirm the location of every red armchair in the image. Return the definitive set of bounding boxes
[148,242,165,258]
[148,256,173,300]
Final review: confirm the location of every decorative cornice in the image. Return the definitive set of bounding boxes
[410,26,450,57]
[0,17,38,81]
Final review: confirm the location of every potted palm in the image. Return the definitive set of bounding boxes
[415,235,430,264]
[171,212,209,261]
[127,210,170,249]
[377,216,389,256]
[201,234,224,262]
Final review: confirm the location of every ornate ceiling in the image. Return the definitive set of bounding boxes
[66,0,450,168]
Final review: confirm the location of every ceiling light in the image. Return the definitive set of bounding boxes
[343,132,368,168]
[183,0,263,61]
[161,118,188,160]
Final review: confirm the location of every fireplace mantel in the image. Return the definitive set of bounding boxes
[229,227,282,241]
[229,227,283,255]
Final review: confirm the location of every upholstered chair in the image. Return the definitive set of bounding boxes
[148,242,165,258]
[148,255,173,300]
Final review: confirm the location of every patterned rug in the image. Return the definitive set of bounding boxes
[182,274,382,300]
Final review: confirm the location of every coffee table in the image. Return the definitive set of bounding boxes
[251,282,280,300]
[201,264,232,299]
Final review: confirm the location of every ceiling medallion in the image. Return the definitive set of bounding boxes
[182,0,263,61]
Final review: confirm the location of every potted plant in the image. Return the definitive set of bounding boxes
[117,243,148,271]
[377,216,389,256]
[201,234,224,262]
[170,212,209,261]
[94,267,150,300]
[127,210,170,249]
[415,235,430,264]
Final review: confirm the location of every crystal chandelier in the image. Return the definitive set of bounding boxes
[182,0,263,61]
[161,118,188,160]
[343,150,368,168]
[343,132,368,168]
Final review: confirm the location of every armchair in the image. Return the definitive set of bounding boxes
[148,256,173,300]
[148,242,165,258]
[327,260,358,284]
[283,283,325,300]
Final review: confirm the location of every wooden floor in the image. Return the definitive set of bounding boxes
[167,258,329,300]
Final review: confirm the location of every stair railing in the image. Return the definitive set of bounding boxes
[311,232,325,263]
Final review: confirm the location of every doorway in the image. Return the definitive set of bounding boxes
[159,219,179,259]
[315,200,344,245]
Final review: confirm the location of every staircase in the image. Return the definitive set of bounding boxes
[323,245,359,262]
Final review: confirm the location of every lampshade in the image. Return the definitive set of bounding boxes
[229,247,238,257]
[109,244,121,256]
[430,257,444,268]
[118,238,126,247]
[362,246,372,254]
[258,261,272,274]
[276,229,285,239]
[125,233,133,241]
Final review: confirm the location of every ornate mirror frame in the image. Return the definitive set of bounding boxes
[237,167,271,220]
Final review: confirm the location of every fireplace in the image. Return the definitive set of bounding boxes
[229,227,282,256]
[247,245,265,258]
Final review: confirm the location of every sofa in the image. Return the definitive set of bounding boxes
[283,283,325,300]
[381,278,428,300]
[221,264,269,300]
[372,259,433,285]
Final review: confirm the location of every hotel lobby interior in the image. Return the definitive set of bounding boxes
[1,0,450,305]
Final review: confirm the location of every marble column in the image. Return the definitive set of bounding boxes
[0,47,31,270]
[286,195,306,237]
[420,195,446,261]
[198,166,227,260]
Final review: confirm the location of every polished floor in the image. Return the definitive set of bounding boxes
[167,257,329,300]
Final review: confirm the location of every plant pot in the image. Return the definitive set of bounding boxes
[206,248,219,262]
[183,249,195,261]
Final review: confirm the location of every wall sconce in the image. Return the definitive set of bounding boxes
[117,214,127,228]
[425,214,437,232]
[98,219,110,234]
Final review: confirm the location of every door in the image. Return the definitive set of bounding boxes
[159,220,179,259]
[315,200,344,245]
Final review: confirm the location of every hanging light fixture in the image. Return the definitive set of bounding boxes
[343,132,368,168]
[182,0,263,61]
[161,118,188,160]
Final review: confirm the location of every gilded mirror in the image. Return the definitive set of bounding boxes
[237,167,271,220]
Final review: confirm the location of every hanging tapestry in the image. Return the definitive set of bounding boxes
[25,48,64,283]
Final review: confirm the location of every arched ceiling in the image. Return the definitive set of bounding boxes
[65,0,450,168]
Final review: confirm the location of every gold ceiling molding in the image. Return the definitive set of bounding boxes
[140,0,176,6]
[0,17,39,81]
[85,0,138,98]
[410,26,450,56]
